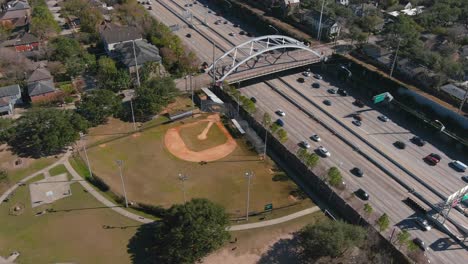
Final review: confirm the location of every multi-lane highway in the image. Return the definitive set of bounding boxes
[149,1,468,262]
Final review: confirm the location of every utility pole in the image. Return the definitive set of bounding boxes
[178,173,189,203]
[116,160,129,208]
[80,133,93,179]
[129,96,137,131]
[212,40,216,87]
[317,0,326,41]
[245,171,253,221]
[190,74,194,109]
[389,38,401,78]
[130,40,139,131]
[237,81,240,115]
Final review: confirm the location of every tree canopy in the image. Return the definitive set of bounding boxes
[96,57,131,92]
[299,220,366,260]
[30,0,60,39]
[49,37,96,77]
[133,77,179,120]
[150,198,230,263]
[7,109,88,157]
[76,89,122,126]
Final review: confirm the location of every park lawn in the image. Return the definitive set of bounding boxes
[84,114,307,218]
[0,179,138,264]
[49,164,68,176]
[179,120,228,151]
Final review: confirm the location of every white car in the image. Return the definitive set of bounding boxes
[300,140,311,149]
[317,146,330,157]
[314,74,323,80]
[276,109,286,116]
[302,71,311,77]
[415,217,431,231]
[378,115,389,122]
[229,32,235,36]
[311,134,321,142]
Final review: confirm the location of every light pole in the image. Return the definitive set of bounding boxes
[212,40,216,87]
[129,94,137,131]
[237,81,240,115]
[116,160,129,208]
[317,0,326,41]
[190,74,194,109]
[268,25,279,35]
[245,171,253,221]
[178,173,189,203]
[224,0,232,8]
[434,120,445,132]
[389,38,401,78]
[80,132,93,179]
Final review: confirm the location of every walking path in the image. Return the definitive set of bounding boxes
[227,206,320,231]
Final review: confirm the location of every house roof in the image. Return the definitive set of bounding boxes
[283,0,300,4]
[0,84,21,98]
[27,80,55,97]
[0,97,11,107]
[5,0,30,11]
[27,67,52,84]
[461,45,468,57]
[0,9,28,20]
[303,10,337,28]
[114,40,161,68]
[99,23,142,45]
[440,84,467,101]
[2,32,38,47]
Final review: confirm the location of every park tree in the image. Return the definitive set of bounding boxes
[30,1,60,39]
[276,128,288,143]
[150,198,230,263]
[376,213,390,231]
[133,77,179,120]
[96,57,131,91]
[7,109,88,157]
[328,167,343,187]
[49,37,96,77]
[299,220,366,260]
[76,89,122,126]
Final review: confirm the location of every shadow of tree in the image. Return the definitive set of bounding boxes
[257,233,304,264]
[127,223,160,264]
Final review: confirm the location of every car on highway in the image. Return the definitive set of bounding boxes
[214,20,221,25]
[337,89,348,96]
[378,115,389,122]
[317,146,330,157]
[313,74,323,80]
[233,24,239,27]
[239,30,246,35]
[186,33,191,38]
[229,32,235,36]
[461,175,468,182]
[424,153,442,165]
[223,20,228,24]
[323,99,332,106]
[415,217,432,231]
[246,32,253,37]
[303,71,311,77]
[250,97,257,103]
[312,82,320,88]
[148,6,152,10]
[276,109,286,116]
[327,88,337,94]
[450,160,467,172]
[413,238,427,251]
[351,167,364,177]
[394,141,406,149]
[276,119,284,127]
[310,134,321,142]
[352,120,362,127]
[297,77,305,83]
[352,113,362,121]
[300,140,311,149]
[353,99,364,108]
[355,188,369,200]
[411,136,426,146]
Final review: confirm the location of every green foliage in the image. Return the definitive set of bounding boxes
[0,169,8,183]
[62,0,103,34]
[263,112,272,126]
[0,118,14,143]
[327,167,343,187]
[299,220,366,259]
[50,37,96,77]
[296,148,308,160]
[133,77,179,121]
[396,230,410,247]
[76,89,122,127]
[407,240,419,251]
[386,15,423,49]
[270,122,280,133]
[363,203,373,214]
[96,57,131,92]
[239,96,256,113]
[30,0,60,39]
[272,173,289,182]
[8,109,88,157]
[376,213,390,231]
[304,153,319,168]
[276,128,288,143]
[141,61,163,82]
[150,198,230,263]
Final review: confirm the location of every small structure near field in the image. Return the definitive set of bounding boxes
[29,173,71,208]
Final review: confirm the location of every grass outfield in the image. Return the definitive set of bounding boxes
[179,121,228,151]
[0,179,138,263]
[84,114,307,217]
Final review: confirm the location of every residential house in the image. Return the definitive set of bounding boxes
[27,66,53,84]
[461,45,468,60]
[361,44,392,66]
[27,66,60,103]
[0,84,22,115]
[279,0,300,16]
[1,32,39,52]
[301,10,341,40]
[0,0,30,30]
[386,2,424,17]
[99,23,142,53]
[440,83,468,101]
[113,39,161,73]
[336,0,349,6]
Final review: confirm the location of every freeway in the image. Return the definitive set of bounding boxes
[150,1,468,262]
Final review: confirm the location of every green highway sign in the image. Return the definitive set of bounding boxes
[462,194,468,201]
[373,93,387,104]
[264,203,273,211]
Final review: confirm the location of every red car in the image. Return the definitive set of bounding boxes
[424,153,441,165]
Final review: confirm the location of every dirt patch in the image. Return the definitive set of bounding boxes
[198,121,215,140]
[99,144,107,148]
[132,133,141,138]
[165,114,236,162]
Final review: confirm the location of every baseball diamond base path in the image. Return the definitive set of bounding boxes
[164,114,237,162]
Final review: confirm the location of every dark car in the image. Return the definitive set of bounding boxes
[424,153,441,165]
[223,21,228,24]
[250,97,257,103]
[394,141,406,149]
[148,6,152,10]
[413,238,427,251]
[353,99,364,108]
[411,136,426,146]
[233,24,239,27]
[323,99,332,106]
[297,77,305,83]
[312,82,320,88]
[239,30,246,35]
[352,114,362,121]
[352,120,362,127]
[461,176,468,183]
[186,33,191,38]
[276,119,284,127]
[337,89,348,96]
[351,167,364,177]
[355,188,369,200]
[246,32,253,37]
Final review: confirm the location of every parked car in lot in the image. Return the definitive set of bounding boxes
[378,115,389,122]
[276,119,284,127]
[327,88,337,94]
[355,188,369,200]
[394,141,406,149]
[415,217,432,231]
[313,74,323,80]
[424,153,441,165]
[353,99,364,108]
[276,109,286,116]
[312,82,320,88]
[317,146,330,157]
[352,120,362,127]
[411,136,426,146]
[413,238,427,251]
[300,140,311,149]
[450,160,467,172]
[310,134,321,142]
[323,99,332,106]
[337,89,348,96]
[351,167,364,177]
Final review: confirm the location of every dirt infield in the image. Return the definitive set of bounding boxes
[164,114,237,162]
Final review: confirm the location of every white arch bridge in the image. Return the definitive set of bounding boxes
[206,35,325,84]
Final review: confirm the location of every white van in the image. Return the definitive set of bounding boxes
[451,160,467,172]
